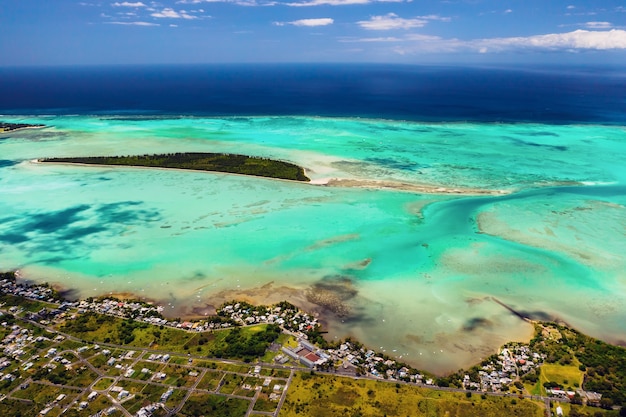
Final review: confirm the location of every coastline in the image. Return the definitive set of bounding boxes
[13,270,535,374]
[34,159,511,196]
[1,126,46,133]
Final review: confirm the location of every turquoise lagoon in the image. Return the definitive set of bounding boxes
[1,115,626,373]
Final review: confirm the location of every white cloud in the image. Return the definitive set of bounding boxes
[176,0,275,4]
[106,21,159,26]
[347,29,626,54]
[286,0,402,6]
[151,7,198,18]
[585,21,612,29]
[419,14,451,22]
[342,36,402,42]
[275,18,334,26]
[476,29,626,51]
[567,5,575,9]
[357,13,450,30]
[111,1,147,6]
[358,13,427,30]
[504,9,512,14]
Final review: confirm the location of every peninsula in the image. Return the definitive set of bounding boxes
[0,121,46,132]
[41,152,310,182]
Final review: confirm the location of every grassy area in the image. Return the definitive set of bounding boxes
[178,393,250,417]
[254,396,279,413]
[552,402,622,417]
[0,398,38,416]
[58,312,279,361]
[11,382,79,409]
[43,152,310,182]
[197,370,223,391]
[279,373,546,417]
[540,363,584,391]
[0,293,57,314]
[93,377,115,390]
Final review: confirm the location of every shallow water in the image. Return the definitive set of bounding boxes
[1,115,626,373]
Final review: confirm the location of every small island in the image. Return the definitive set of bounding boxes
[0,121,46,132]
[41,152,310,182]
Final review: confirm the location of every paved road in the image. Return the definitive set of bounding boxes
[274,369,294,417]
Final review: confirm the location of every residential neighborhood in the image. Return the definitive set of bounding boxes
[0,272,621,417]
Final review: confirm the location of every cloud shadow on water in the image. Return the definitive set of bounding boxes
[0,201,162,265]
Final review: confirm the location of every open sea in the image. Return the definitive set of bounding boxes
[1,64,626,374]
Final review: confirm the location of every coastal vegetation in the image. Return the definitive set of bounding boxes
[437,322,626,412]
[529,323,626,407]
[0,121,46,132]
[41,152,310,182]
[59,311,280,361]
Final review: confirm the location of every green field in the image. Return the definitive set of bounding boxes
[279,373,546,417]
[178,393,250,417]
[58,311,279,361]
[540,363,584,392]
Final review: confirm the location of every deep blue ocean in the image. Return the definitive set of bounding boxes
[1,64,625,123]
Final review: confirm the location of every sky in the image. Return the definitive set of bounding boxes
[2,0,626,66]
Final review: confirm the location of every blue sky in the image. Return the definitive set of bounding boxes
[2,0,626,65]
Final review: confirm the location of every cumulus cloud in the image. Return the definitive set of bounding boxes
[358,13,428,30]
[275,18,334,26]
[151,7,198,18]
[477,29,626,51]
[106,21,159,26]
[346,29,626,54]
[111,1,147,6]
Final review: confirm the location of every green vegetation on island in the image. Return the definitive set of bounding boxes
[437,322,626,415]
[41,152,310,182]
[0,121,46,132]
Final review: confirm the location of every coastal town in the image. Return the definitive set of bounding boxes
[0,272,621,417]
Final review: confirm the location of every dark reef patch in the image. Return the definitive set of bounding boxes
[28,205,91,233]
[507,136,567,151]
[366,157,424,172]
[305,275,358,317]
[0,201,161,260]
[0,160,18,168]
[462,317,494,332]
